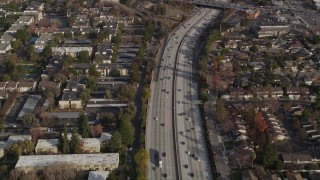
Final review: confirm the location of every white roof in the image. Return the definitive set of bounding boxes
[35,139,58,149]
[7,135,32,144]
[88,171,109,180]
[15,153,119,168]
[83,138,100,148]
[100,133,112,142]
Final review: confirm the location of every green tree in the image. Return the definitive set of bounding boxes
[70,128,83,154]
[77,50,90,63]
[109,68,121,77]
[118,119,134,146]
[85,76,98,91]
[106,172,119,180]
[22,113,36,127]
[77,113,90,138]
[249,45,259,53]
[259,142,277,168]
[274,160,284,172]
[130,62,141,83]
[134,148,149,179]
[15,28,30,44]
[59,124,70,154]
[305,163,319,170]
[100,112,116,126]
[1,74,10,81]
[42,45,52,59]
[88,65,100,77]
[11,39,22,49]
[80,88,91,105]
[97,29,110,42]
[108,131,122,152]
[64,31,73,38]
[104,90,113,99]
[115,84,136,101]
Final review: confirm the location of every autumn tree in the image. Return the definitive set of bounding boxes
[30,126,43,143]
[134,148,149,180]
[22,113,36,127]
[254,111,267,132]
[100,112,117,126]
[90,124,103,138]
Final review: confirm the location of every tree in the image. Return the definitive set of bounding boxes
[109,68,121,77]
[80,88,91,105]
[259,142,277,168]
[115,84,136,101]
[274,160,284,172]
[130,62,141,83]
[88,65,100,78]
[42,45,52,59]
[77,113,90,138]
[100,112,116,126]
[70,128,83,154]
[254,111,267,132]
[106,172,119,180]
[1,74,11,81]
[22,113,36,127]
[6,53,19,63]
[90,124,103,138]
[108,131,122,152]
[77,50,89,63]
[118,119,134,145]
[59,124,70,154]
[30,126,43,143]
[94,54,103,64]
[41,164,78,180]
[64,31,73,38]
[11,39,22,49]
[85,76,98,91]
[97,29,110,42]
[104,90,113,99]
[305,163,319,170]
[15,28,30,44]
[249,45,259,53]
[134,148,149,179]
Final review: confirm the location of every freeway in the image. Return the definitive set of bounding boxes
[146,8,219,180]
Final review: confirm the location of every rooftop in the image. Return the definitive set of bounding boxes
[88,171,110,180]
[15,153,119,168]
[83,138,100,148]
[17,95,41,120]
[35,139,59,149]
[7,135,32,144]
[47,112,80,119]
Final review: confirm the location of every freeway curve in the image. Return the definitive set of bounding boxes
[146,8,219,180]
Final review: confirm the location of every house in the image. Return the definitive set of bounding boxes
[6,23,26,34]
[59,91,82,109]
[52,47,93,57]
[46,112,80,121]
[242,169,258,180]
[35,139,59,154]
[0,90,8,99]
[248,62,266,71]
[0,43,11,53]
[83,138,101,153]
[281,153,320,164]
[245,9,260,20]
[18,81,36,93]
[34,34,53,52]
[0,141,6,158]
[17,95,41,121]
[16,16,34,25]
[96,43,113,63]
[15,153,119,172]
[88,171,109,180]
[256,25,290,38]
[7,135,32,144]
[5,82,19,92]
[38,81,61,93]
[0,33,16,43]
[23,2,44,20]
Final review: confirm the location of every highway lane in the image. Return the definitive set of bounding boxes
[175,9,219,180]
[146,8,216,180]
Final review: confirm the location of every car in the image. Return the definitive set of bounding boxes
[154,117,158,120]
[167,77,170,79]
[187,151,191,155]
[178,89,181,91]
[186,117,191,121]
[166,91,169,94]
[162,152,166,157]
[190,173,195,177]
[195,156,200,161]
[162,89,166,92]
[181,141,185,145]
[161,123,165,126]
[191,153,195,157]
[184,164,189,168]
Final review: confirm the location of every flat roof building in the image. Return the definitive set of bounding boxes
[7,135,32,144]
[35,139,59,154]
[15,153,119,172]
[88,171,109,180]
